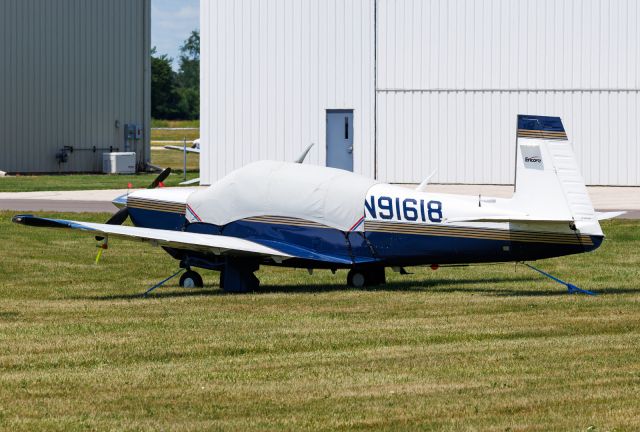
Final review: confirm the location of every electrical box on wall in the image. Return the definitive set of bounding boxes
[124,123,142,140]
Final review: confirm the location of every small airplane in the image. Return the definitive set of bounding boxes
[164,138,201,154]
[164,138,201,185]
[13,115,623,294]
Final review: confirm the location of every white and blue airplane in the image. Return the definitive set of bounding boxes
[13,115,622,294]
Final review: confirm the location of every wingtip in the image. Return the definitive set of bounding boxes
[11,214,31,224]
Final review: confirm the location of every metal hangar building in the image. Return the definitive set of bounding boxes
[200,0,639,186]
[0,0,151,173]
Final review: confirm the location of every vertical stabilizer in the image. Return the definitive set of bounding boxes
[513,115,597,224]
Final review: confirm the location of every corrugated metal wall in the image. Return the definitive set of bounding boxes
[376,0,640,185]
[200,0,375,184]
[0,0,151,173]
[201,0,640,185]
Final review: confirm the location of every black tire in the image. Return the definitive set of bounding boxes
[347,268,386,288]
[347,269,367,288]
[179,270,204,288]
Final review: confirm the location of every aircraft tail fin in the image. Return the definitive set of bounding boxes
[512,115,598,226]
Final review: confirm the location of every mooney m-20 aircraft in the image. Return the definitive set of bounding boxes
[14,115,622,294]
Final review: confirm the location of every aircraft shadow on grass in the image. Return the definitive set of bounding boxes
[75,275,616,301]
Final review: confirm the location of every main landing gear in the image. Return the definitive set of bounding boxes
[177,260,260,293]
[219,261,260,293]
[346,267,386,288]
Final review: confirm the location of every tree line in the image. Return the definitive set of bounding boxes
[151,30,199,120]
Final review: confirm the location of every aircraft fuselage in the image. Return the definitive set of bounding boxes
[118,186,603,271]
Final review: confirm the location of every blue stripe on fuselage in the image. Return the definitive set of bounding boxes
[128,208,186,231]
[127,209,604,267]
[365,231,602,265]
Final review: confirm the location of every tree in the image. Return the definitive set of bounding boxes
[151,47,182,119]
[150,30,200,120]
[177,30,200,119]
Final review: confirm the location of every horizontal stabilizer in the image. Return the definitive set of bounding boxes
[595,211,626,220]
[12,215,292,261]
[447,215,574,223]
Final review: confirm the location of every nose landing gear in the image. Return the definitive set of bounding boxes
[179,270,204,288]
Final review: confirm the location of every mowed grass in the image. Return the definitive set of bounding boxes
[150,148,200,172]
[151,119,199,128]
[0,172,199,192]
[151,119,199,143]
[151,128,200,143]
[0,151,198,192]
[0,214,639,431]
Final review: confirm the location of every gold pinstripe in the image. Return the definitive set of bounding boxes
[517,129,568,140]
[244,215,328,228]
[364,221,592,246]
[127,198,186,214]
[238,216,592,246]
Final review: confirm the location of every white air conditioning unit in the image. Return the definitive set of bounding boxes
[102,152,136,174]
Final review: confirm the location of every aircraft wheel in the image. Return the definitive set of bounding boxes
[180,270,204,288]
[347,268,386,288]
[347,269,367,288]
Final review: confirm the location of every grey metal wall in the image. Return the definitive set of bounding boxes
[201,0,640,185]
[376,0,640,185]
[0,0,151,173]
[200,0,375,184]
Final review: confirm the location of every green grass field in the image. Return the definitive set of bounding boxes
[0,151,199,192]
[0,172,199,192]
[151,119,199,143]
[150,149,199,172]
[151,119,199,129]
[0,214,639,430]
[151,129,200,143]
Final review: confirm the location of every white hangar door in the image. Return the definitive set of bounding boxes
[375,0,640,186]
[326,110,354,172]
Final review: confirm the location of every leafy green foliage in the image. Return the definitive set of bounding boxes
[151,30,200,120]
[151,50,182,120]
[178,30,200,89]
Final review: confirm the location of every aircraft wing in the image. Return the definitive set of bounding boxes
[12,215,292,261]
[164,145,200,154]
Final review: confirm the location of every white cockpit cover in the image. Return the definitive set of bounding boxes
[186,161,377,231]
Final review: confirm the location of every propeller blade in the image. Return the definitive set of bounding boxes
[148,167,172,189]
[96,207,129,240]
[106,207,130,225]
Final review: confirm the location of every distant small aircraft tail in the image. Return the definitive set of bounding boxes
[511,115,602,232]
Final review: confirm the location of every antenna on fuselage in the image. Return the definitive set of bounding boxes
[415,170,437,192]
[295,143,315,163]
